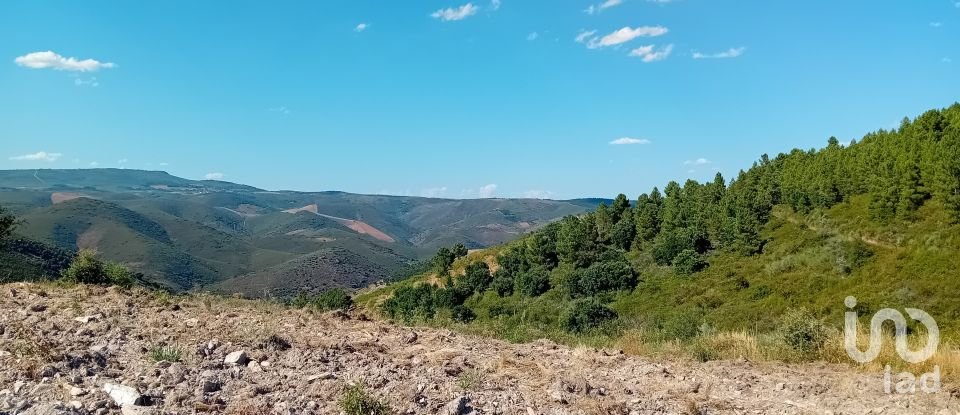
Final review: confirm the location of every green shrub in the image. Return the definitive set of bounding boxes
[338,384,389,415]
[777,308,830,357]
[381,284,437,321]
[462,262,493,294]
[660,311,703,340]
[673,249,707,275]
[314,288,353,311]
[652,230,694,265]
[560,298,617,333]
[148,345,183,363]
[104,262,136,288]
[61,250,111,285]
[488,303,515,318]
[491,273,514,297]
[565,258,635,298]
[515,268,551,297]
[451,305,476,323]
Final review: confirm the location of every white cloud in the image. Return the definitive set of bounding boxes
[527,32,539,41]
[491,0,501,10]
[9,151,62,162]
[609,137,652,145]
[944,57,953,63]
[158,162,169,166]
[579,26,668,49]
[205,172,225,180]
[479,184,498,198]
[584,5,596,14]
[431,3,479,21]
[628,44,673,62]
[89,161,99,167]
[420,187,448,198]
[692,47,746,59]
[930,22,943,28]
[354,23,369,32]
[599,0,623,10]
[575,30,597,43]
[117,158,128,165]
[14,51,115,72]
[684,158,711,166]
[269,106,291,114]
[523,190,553,199]
[74,77,99,87]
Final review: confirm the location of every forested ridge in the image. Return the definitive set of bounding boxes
[365,104,960,361]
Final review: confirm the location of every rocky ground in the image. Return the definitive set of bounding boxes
[1,283,958,415]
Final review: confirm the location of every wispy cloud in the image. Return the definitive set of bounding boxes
[692,47,746,59]
[944,57,953,63]
[491,0,501,10]
[527,32,539,41]
[431,3,479,21]
[420,186,448,198]
[9,151,62,162]
[930,22,943,28]
[610,137,652,145]
[479,184,498,198]
[577,26,668,49]
[89,161,99,167]
[269,106,291,115]
[14,51,115,72]
[74,77,99,87]
[205,172,225,180]
[585,0,623,14]
[158,162,169,167]
[523,190,553,199]
[629,44,673,62]
[684,158,711,166]
[354,23,369,32]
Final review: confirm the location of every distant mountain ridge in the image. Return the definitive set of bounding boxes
[0,169,604,296]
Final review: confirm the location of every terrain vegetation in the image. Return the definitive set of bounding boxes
[1,282,957,415]
[0,169,599,296]
[363,104,960,378]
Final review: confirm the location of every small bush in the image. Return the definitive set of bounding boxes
[660,311,703,341]
[561,298,617,334]
[314,288,353,311]
[488,303,515,318]
[61,250,110,285]
[461,262,493,294]
[62,250,137,287]
[777,308,830,357]
[104,262,136,288]
[673,249,707,275]
[339,384,390,415]
[491,273,514,297]
[457,368,487,391]
[565,258,635,298]
[148,345,183,363]
[515,268,551,297]
[381,284,437,321]
[451,305,476,323]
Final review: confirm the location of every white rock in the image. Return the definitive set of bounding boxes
[69,400,83,410]
[224,350,249,365]
[103,383,143,407]
[74,314,102,324]
[69,386,86,397]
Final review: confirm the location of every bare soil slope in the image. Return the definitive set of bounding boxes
[1,283,956,414]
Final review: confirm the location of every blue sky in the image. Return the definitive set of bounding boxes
[1,1,958,199]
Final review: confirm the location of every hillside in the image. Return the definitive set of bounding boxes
[0,169,599,294]
[2,282,957,415]
[365,104,960,372]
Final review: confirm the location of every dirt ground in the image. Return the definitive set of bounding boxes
[1,282,958,414]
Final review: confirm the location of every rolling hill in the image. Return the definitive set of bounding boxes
[0,169,601,295]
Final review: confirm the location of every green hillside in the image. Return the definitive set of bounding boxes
[0,169,600,294]
[365,103,960,368]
